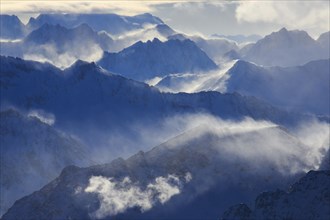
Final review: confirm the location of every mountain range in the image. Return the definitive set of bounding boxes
[0,15,26,39]
[156,58,330,116]
[1,56,316,161]
[0,23,114,68]
[3,122,324,219]
[240,28,329,67]
[27,13,163,36]
[0,11,329,220]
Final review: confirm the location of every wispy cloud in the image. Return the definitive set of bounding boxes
[84,173,192,219]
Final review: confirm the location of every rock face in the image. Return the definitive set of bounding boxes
[98,38,218,81]
[241,28,329,67]
[1,124,318,220]
[0,109,91,216]
[221,170,330,220]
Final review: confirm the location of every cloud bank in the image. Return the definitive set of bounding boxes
[84,173,192,219]
[236,1,329,36]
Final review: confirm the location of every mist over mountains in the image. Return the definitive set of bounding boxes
[0,11,329,220]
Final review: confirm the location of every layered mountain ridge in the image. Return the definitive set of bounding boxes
[2,123,321,219]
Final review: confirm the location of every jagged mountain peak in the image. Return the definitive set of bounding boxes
[263,27,314,44]
[25,23,97,42]
[0,14,26,39]
[98,38,217,81]
[27,13,164,35]
[131,12,163,24]
[278,27,288,33]
[240,27,328,67]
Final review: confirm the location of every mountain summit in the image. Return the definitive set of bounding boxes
[98,38,218,81]
[241,28,328,66]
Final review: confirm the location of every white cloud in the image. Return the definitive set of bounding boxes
[236,1,330,35]
[84,173,191,219]
[23,42,103,69]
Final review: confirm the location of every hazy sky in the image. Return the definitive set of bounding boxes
[1,0,329,38]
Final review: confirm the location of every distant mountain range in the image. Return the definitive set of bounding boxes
[224,59,330,115]
[27,13,163,36]
[156,58,330,115]
[2,15,328,70]
[0,23,114,67]
[24,23,113,51]
[1,56,315,161]
[0,15,26,39]
[0,13,163,40]
[240,28,329,67]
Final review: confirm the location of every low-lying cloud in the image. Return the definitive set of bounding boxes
[23,42,103,69]
[236,1,329,37]
[154,60,237,93]
[161,114,329,173]
[84,173,192,219]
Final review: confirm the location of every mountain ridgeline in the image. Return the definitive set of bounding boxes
[97,38,218,81]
